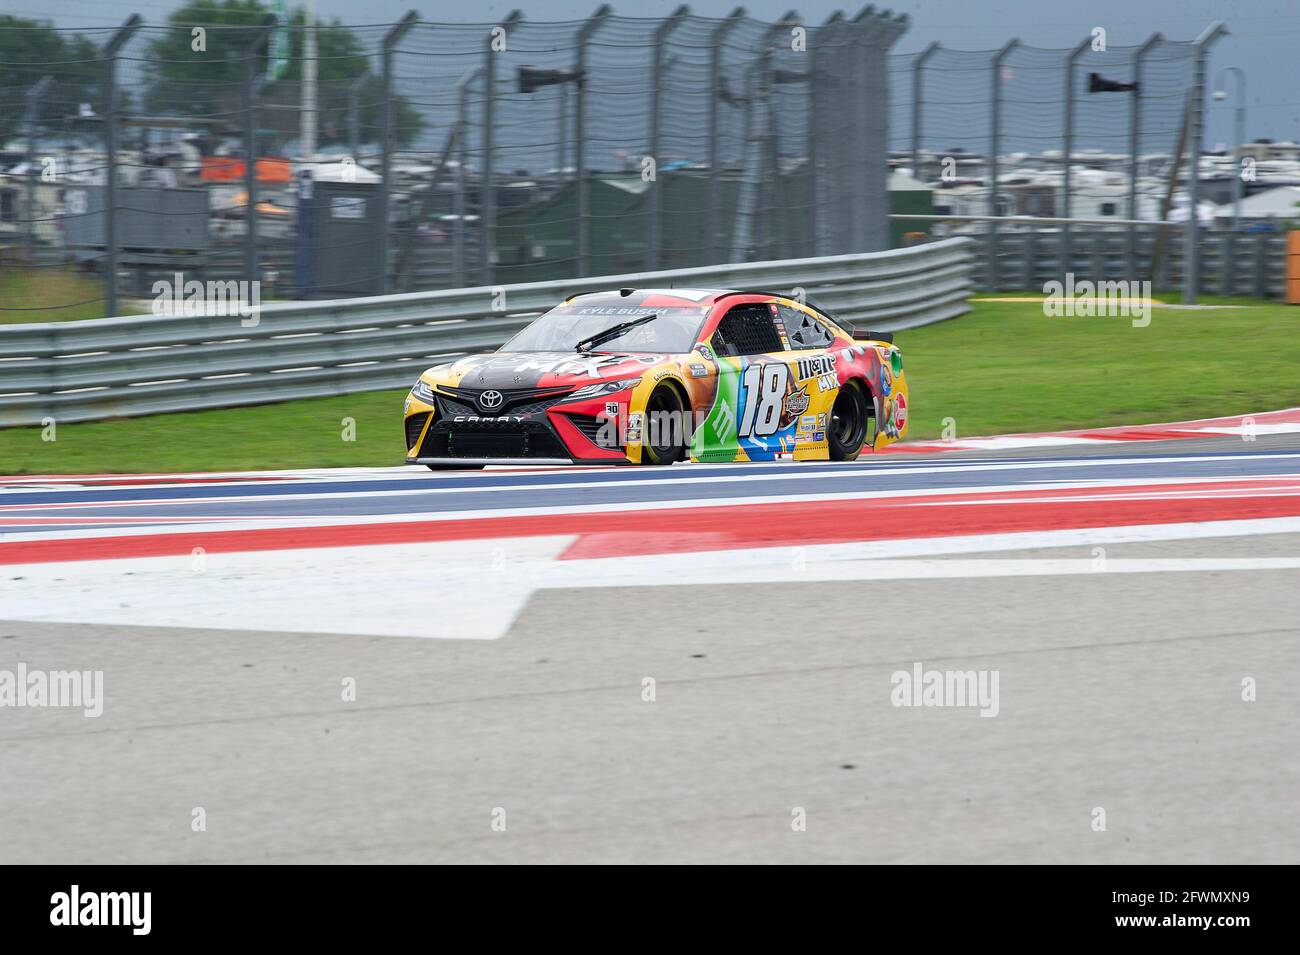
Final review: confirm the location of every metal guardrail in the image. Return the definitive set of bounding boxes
[0,237,974,427]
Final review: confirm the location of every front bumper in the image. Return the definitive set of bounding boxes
[405,456,576,467]
[405,389,632,465]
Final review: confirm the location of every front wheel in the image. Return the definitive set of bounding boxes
[828,380,870,461]
[641,384,688,465]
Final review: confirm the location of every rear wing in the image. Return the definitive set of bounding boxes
[851,329,894,344]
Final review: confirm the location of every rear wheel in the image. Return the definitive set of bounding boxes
[828,380,870,461]
[641,384,687,465]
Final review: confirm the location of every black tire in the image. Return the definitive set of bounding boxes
[828,380,870,461]
[426,463,486,471]
[641,383,688,465]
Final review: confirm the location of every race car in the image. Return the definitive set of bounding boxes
[403,287,908,467]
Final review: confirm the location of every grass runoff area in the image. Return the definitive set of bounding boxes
[0,264,119,324]
[2,295,1299,475]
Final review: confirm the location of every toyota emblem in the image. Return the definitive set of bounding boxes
[478,389,504,412]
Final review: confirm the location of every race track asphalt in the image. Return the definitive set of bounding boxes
[2,434,1298,863]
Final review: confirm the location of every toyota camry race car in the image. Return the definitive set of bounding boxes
[403,288,908,467]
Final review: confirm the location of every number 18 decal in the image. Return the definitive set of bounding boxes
[739,363,789,438]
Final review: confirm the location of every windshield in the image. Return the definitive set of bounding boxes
[500,303,707,354]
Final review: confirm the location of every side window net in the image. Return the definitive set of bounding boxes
[712,305,785,357]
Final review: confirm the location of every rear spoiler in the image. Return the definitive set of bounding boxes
[851,328,893,343]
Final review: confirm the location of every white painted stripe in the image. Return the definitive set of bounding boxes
[5,517,1298,640]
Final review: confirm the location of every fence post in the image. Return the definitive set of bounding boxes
[766,13,799,260]
[242,17,278,289]
[1023,222,1036,290]
[1127,33,1161,283]
[23,76,53,258]
[808,13,840,257]
[100,15,142,318]
[1060,36,1090,282]
[865,12,907,253]
[988,39,1018,290]
[911,42,939,185]
[848,7,879,254]
[480,11,522,286]
[1253,234,1268,298]
[453,68,479,289]
[1220,231,1235,296]
[709,7,747,264]
[1183,21,1227,304]
[557,79,569,183]
[348,73,367,160]
[647,5,691,272]
[574,5,611,278]
[379,11,419,295]
[1215,67,1247,233]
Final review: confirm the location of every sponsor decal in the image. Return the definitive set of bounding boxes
[689,363,708,377]
[769,302,790,348]
[813,431,825,441]
[477,389,505,411]
[798,414,816,432]
[453,414,525,423]
[817,413,827,429]
[604,401,620,416]
[465,353,666,381]
[881,362,893,396]
[695,343,713,361]
[784,386,810,417]
[626,412,643,442]
[893,392,907,430]
[552,304,704,317]
[795,355,835,380]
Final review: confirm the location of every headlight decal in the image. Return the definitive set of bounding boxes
[568,377,642,401]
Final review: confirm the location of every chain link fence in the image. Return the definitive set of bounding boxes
[1,9,1269,323]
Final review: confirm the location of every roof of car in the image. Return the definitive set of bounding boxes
[562,287,807,307]
[564,288,727,304]
[565,287,850,323]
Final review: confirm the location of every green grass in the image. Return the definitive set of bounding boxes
[902,296,1300,439]
[2,295,1298,474]
[0,391,406,475]
[0,264,117,324]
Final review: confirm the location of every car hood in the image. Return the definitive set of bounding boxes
[421,350,671,391]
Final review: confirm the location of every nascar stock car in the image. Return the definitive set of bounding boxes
[403,288,908,467]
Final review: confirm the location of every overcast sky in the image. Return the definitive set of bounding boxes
[7,0,1296,146]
